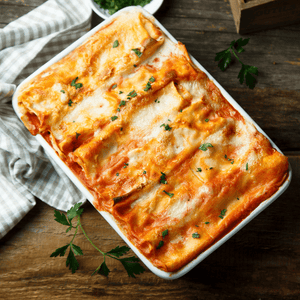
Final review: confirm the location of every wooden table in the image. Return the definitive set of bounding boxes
[1,0,300,299]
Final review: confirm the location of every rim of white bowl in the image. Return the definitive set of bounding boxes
[89,0,164,19]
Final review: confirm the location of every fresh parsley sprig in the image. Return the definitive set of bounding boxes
[50,203,145,278]
[215,38,258,89]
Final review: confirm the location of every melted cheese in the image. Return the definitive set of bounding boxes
[17,10,289,273]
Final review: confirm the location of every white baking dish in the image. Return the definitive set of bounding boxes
[12,6,292,280]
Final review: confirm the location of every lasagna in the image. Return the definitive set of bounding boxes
[17,10,289,272]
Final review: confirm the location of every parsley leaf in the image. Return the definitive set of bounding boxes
[54,210,71,226]
[162,229,168,238]
[246,162,249,171]
[127,90,137,98]
[68,99,73,107]
[199,143,213,151]
[71,77,83,89]
[132,48,142,58]
[107,246,130,258]
[112,84,117,89]
[71,244,83,256]
[144,81,151,91]
[143,170,146,174]
[119,257,145,278]
[160,124,172,131]
[234,37,250,53]
[67,202,83,221]
[156,241,164,249]
[238,64,258,89]
[61,90,65,93]
[215,49,232,71]
[113,40,119,48]
[219,209,227,219]
[215,38,258,89]
[205,119,209,122]
[50,244,69,257]
[149,76,155,83]
[192,233,200,239]
[196,168,202,172]
[111,116,118,121]
[205,222,210,224]
[163,190,174,198]
[98,261,110,277]
[119,100,126,107]
[66,248,79,274]
[160,172,167,184]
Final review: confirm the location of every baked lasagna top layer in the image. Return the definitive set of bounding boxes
[17,10,289,272]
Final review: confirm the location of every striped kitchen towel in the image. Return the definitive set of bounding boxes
[0,0,92,239]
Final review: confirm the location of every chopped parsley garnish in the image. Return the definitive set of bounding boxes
[111,116,118,121]
[162,229,168,238]
[71,77,83,89]
[120,127,123,131]
[192,233,200,239]
[75,132,81,139]
[180,109,183,112]
[144,77,155,91]
[246,162,249,170]
[163,190,174,198]
[94,0,151,15]
[219,209,227,219]
[132,48,142,58]
[117,108,120,112]
[156,241,164,249]
[205,222,210,224]
[123,163,129,169]
[68,99,73,107]
[61,90,65,93]
[116,173,119,176]
[160,124,172,131]
[119,91,123,94]
[144,81,151,91]
[143,170,146,174]
[199,143,213,151]
[237,197,239,200]
[112,84,117,89]
[231,160,234,164]
[149,76,155,83]
[196,168,202,172]
[205,119,209,122]
[113,40,119,48]
[225,154,227,158]
[127,90,137,98]
[209,167,213,169]
[160,172,167,184]
[119,100,126,107]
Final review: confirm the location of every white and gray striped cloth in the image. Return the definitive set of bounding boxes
[0,0,93,239]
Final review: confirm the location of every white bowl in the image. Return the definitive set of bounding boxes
[89,0,164,19]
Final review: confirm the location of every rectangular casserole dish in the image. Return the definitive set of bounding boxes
[12,6,291,280]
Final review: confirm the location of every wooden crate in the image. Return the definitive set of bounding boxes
[229,0,300,34]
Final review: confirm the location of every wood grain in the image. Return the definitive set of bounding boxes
[1,0,300,299]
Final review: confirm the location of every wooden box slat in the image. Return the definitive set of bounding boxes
[229,0,300,34]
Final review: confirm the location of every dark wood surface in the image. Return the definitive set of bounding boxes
[1,0,300,299]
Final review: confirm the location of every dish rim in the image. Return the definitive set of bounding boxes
[89,0,164,19]
[12,6,292,280]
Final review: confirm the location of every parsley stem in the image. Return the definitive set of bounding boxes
[230,47,243,66]
[70,223,78,245]
[78,217,105,256]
